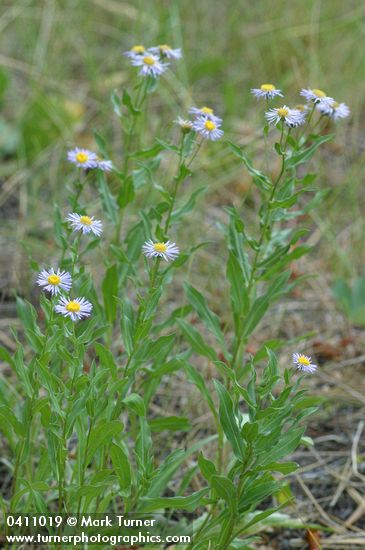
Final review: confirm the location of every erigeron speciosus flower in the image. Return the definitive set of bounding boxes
[55,296,92,322]
[123,44,146,58]
[300,88,334,106]
[142,240,180,262]
[36,268,72,295]
[292,353,317,374]
[192,117,224,140]
[96,159,113,172]
[316,100,350,121]
[66,213,103,236]
[174,116,194,133]
[67,148,98,169]
[150,44,182,59]
[251,83,284,100]
[265,105,306,128]
[189,106,222,124]
[130,53,169,77]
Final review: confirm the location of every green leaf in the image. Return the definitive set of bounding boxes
[93,130,108,158]
[172,187,206,223]
[110,443,131,495]
[184,282,226,350]
[135,416,152,473]
[140,489,209,512]
[117,174,135,208]
[257,461,299,474]
[287,134,334,168]
[214,380,246,461]
[177,319,217,361]
[243,272,290,337]
[211,475,237,513]
[227,252,249,321]
[142,436,216,502]
[123,393,146,416]
[120,298,135,356]
[94,343,117,379]
[184,364,216,416]
[96,171,118,224]
[227,141,272,191]
[111,89,122,118]
[149,416,191,432]
[85,420,124,464]
[198,452,218,482]
[102,264,118,324]
[261,427,305,465]
[122,88,140,115]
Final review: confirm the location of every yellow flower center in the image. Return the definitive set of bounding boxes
[277,108,289,118]
[260,84,275,91]
[76,152,88,164]
[297,355,311,366]
[332,101,340,109]
[153,242,167,253]
[143,56,156,66]
[204,120,216,131]
[313,88,326,98]
[66,301,81,313]
[159,44,171,51]
[80,215,92,226]
[201,107,214,115]
[47,274,61,286]
[131,45,145,53]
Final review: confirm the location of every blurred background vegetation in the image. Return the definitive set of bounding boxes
[1,3,365,542]
[0,0,364,303]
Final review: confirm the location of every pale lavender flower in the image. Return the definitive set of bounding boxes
[192,117,224,140]
[316,100,350,121]
[265,105,306,128]
[66,213,103,236]
[251,84,284,100]
[55,296,92,322]
[300,88,334,106]
[67,148,98,169]
[150,45,182,59]
[189,106,222,124]
[130,53,169,77]
[96,159,113,172]
[142,240,179,262]
[292,353,317,373]
[36,268,72,295]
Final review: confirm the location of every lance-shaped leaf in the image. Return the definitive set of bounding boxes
[214,380,246,462]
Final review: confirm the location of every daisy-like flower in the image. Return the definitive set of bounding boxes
[292,353,317,374]
[130,53,169,77]
[189,106,222,124]
[300,88,334,106]
[142,240,180,262]
[265,105,306,128]
[174,116,193,133]
[150,44,182,59]
[67,148,98,169]
[36,268,72,296]
[316,100,350,121]
[123,44,146,58]
[251,83,284,100]
[55,296,92,322]
[96,159,113,172]
[66,213,103,236]
[192,117,224,140]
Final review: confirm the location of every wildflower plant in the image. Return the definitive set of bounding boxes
[0,43,349,549]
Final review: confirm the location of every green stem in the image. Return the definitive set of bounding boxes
[76,417,94,515]
[115,80,149,245]
[231,130,290,370]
